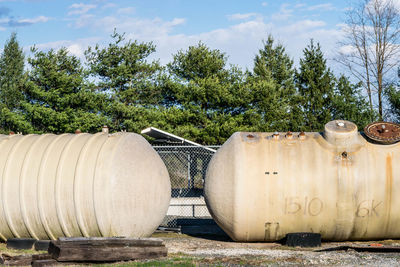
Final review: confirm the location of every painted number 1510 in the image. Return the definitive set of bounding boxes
[284,196,323,216]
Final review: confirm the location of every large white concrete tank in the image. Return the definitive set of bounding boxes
[205,120,400,241]
[0,131,170,241]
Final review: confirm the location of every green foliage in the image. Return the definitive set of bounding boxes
[162,42,254,144]
[0,32,28,133]
[22,47,108,133]
[168,42,226,81]
[295,40,334,131]
[0,32,25,110]
[0,32,377,143]
[332,75,375,129]
[386,84,400,122]
[85,30,162,105]
[85,31,162,132]
[0,106,33,134]
[167,42,235,111]
[249,35,303,131]
[245,76,289,131]
[253,35,295,90]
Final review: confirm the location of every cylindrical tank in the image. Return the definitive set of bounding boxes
[205,120,400,241]
[0,132,170,241]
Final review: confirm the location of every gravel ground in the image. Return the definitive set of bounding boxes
[155,233,400,266]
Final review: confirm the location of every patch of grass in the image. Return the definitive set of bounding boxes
[97,254,281,267]
[151,232,190,239]
[0,242,44,256]
[271,245,315,251]
[98,255,197,267]
[197,255,278,266]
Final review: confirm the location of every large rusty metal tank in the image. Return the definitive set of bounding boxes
[0,131,170,241]
[205,120,400,241]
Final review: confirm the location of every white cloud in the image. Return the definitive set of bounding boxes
[271,3,294,21]
[18,15,49,24]
[261,2,267,7]
[102,3,116,9]
[0,15,50,27]
[279,20,326,32]
[294,3,306,9]
[167,18,186,27]
[45,5,343,70]
[338,44,357,55]
[227,13,258,21]
[71,14,186,38]
[364,0,400,13]
[393,0,400,10]
[0,18,9,24]
[72,14,95,28]
[139,16,338,69]
[307,3,336,11]
[117,7,135,15]
[67,43,84,57]
[31,37,101,59]
[68,3,97,15]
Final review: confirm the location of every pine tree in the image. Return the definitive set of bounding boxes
[0,32,31,133]
[166,41,234,113]
[0,32,24,109]
[250,35,302,131]
[385,82,400,122]
[162,42,252,144]
[245,75,290,131]
[85,31,162,132]
[295,40,334,131]
[253,35,295,91]
[332,75,375,129]
[23,47,108,133]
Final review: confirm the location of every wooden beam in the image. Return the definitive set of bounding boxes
[47,237,168,262]
[0,254,33,266]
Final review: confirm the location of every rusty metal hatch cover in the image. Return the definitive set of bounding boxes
[364,121,400,144]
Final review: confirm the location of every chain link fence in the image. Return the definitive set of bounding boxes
[154,145,220,229]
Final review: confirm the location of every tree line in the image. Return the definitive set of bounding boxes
[0,30,397,144]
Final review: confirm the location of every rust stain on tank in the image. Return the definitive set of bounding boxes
[384,153,393,234]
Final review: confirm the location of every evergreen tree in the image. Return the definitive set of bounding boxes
[162,42,252,144]
[250,35,302,131]
[253,35,295,91]
[166,42,236,113]
[295,40,334,131]
[332,75,375,129]
[0,32,24,109]
[0,32,30,133]
[23,47,108,133]
[85,31,162,132]
[386,83,400,122]
[245,76,291,131]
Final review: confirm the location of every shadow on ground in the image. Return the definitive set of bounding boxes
[176,218,231,241]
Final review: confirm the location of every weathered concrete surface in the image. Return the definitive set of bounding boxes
[167,197,211,217]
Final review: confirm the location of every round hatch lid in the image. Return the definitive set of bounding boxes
[364,121,400,144]
[324,120,358,146]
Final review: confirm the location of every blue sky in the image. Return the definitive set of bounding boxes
[0,0,353,69]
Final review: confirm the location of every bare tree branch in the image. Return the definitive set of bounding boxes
[334,0,400,120]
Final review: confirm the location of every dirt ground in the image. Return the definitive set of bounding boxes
[1,233,400,266]
[152,232,400,266]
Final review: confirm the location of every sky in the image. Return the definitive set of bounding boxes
[0,0,357,70]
